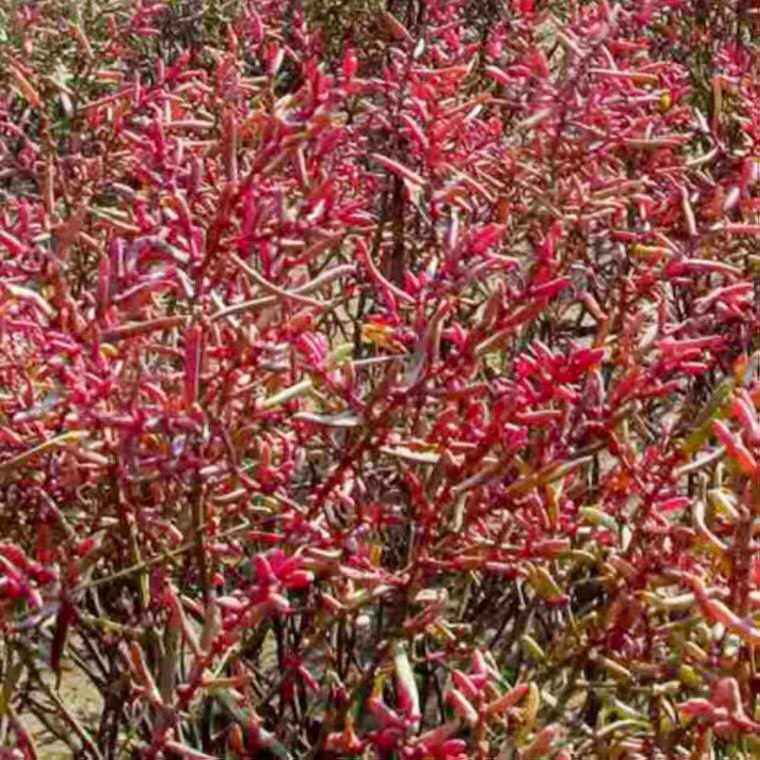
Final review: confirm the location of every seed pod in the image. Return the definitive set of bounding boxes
[452,669,479,700]
[487,683,531,716]
[522,683,540,729]
[521,635,546,662]
[228,724,245,755]
[446,688,479,726]
[394,642,420,726]
[124,642,162,705]
[526,563,567,604]
[520,726,560,760]
[382,11,413,42]
[97,255,112,311]
[10,66,40,107]
[708,488,740,521]
[183,323,203,405]
[223,111,238,183]
[579,506,618,533]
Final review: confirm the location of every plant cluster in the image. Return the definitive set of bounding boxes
[0,0,759,758]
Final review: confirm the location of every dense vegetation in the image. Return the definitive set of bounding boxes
[0,0,759,757]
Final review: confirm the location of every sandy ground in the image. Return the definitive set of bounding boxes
[17,658,103,759]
